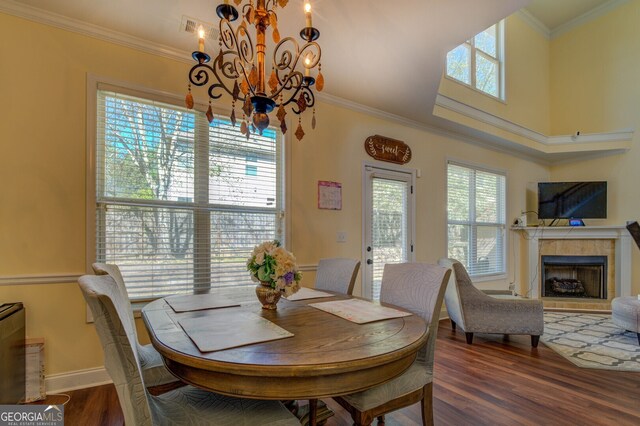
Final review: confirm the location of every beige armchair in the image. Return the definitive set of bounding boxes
[438,259,544,347]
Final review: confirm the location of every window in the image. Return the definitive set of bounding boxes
[245,154,258,176]
[96,90,284,300]
[446,21,504,99]
[447,161,506,278]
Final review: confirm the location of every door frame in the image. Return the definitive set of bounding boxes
[361,161,417,299]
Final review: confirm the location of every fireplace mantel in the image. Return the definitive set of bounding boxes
[514,226,632,299]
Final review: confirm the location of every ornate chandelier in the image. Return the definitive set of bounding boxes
[185,0,323,141]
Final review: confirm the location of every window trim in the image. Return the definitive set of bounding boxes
[444,20,506,102]
[445,158,507,281]
[86,74,292,293]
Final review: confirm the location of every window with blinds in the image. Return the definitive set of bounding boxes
[447,161,506,278]
[96,90,284,300]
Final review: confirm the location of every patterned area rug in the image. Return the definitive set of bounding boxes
[542,312,640,372]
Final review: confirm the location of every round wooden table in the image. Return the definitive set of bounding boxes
[142,287,428,425]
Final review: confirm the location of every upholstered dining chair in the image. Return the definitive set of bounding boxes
[333,263,451,426]
[78,274,300,426]
[92,263,180,394]
[314,258,360,295]
[437,258,544,347]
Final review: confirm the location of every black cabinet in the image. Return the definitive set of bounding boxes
[0,303,25,404]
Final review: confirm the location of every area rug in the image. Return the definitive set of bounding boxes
[541,312,640,372]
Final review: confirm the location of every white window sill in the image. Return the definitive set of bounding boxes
[469,273,507,283]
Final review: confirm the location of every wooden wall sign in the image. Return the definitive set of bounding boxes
[364,135,412,164]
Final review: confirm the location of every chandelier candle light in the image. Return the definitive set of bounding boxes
[185,0,324,141]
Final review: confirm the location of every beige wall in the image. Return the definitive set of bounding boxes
[0,12,549,378]
[548,0,640,294]
[438,13,551,135]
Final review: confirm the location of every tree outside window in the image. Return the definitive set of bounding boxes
[446,21,504,99]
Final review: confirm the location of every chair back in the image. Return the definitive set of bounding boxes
[380,263,451,366]
[437,258,466,330]
[78,274,153,426]
[93,263,147,354]
[315,258,360,295]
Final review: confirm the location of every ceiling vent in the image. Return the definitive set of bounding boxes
[181,16,218,40]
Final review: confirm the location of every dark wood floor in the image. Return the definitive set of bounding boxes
[35,320,640,425]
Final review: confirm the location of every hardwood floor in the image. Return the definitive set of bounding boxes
[32,319,640,425]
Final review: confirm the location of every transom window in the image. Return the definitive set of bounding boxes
[446,21,504,99]
[95,90,284,300]
[447,161,506,278]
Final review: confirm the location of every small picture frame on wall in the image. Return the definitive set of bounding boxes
[318,181,342,210]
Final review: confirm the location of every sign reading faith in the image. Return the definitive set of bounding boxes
[364,135,412,164]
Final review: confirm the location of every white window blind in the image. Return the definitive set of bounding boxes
[96,90,284,300]
[447,161,506,278]
[371,177,409,301]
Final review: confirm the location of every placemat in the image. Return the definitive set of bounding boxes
[165,293,240,313]
[179,310,294,352]
[284,287,335,301]
[309,298,412,324]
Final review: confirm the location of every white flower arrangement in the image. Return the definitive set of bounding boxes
[247,240,302,297]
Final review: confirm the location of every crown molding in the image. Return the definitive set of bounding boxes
[316,92,550,163]
[551,0,630,39]
[516,10,550,39]
[0,0,191,63]
[435,94,633,154]
[3,0,628,166]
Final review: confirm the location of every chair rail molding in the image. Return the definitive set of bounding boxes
[0,273,84,286]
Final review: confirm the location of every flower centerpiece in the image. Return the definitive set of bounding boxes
[247,240,302,309]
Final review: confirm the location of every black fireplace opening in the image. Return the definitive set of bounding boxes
[541,255,607,299]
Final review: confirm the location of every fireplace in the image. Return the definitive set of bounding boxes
[541,255,607,299]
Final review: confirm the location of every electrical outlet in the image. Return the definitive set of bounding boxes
[336,231,347,243]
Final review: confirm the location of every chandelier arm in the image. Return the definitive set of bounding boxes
[270,71,303,102]
[289,86,315,114]
[233,56,257,98]
[265,0,278,11]
[273,38,321,85]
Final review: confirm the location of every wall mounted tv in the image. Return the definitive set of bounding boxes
[538,181,607,219]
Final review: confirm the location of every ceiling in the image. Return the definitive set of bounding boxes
[525,0,613,31]
[4,0,627,161]
[8,0,528,124]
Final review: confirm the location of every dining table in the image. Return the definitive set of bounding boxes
[141,285,428,426]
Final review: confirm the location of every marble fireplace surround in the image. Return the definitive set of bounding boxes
[520,226,632,300]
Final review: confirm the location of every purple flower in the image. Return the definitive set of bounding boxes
[283,271,294,284]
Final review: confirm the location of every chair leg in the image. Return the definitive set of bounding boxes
[465,332,474,344]
[377,415,385,425]
[637,333,640,346]
[450,319,456,330]
[421,383,434,426]
[531,335,540,348]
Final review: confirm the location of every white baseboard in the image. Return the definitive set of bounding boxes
[45,367,111,394]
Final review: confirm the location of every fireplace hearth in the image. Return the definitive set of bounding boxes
[541,255,607,299]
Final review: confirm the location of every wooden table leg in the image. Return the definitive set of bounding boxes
[296,399,334,426]
[308,399,317,426]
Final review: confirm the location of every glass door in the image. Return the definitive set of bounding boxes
[362,165,415,300]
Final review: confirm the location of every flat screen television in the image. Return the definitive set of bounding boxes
[538,181,607,219]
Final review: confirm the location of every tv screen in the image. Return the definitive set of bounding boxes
[538,181,607,219]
